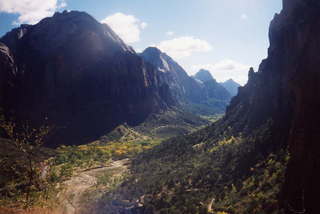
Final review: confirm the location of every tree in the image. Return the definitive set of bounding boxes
[0,114,51,207]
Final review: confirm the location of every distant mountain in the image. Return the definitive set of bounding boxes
[0,11,174,146]
[193,69,232,103]
[193,69,214,82]
[140,47,202,103]
[220,79,241,96]
[140,47,232,115]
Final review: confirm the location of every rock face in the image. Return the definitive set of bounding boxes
[223,0,320,212]
[140,47,203,103]
[193,69,231,103]
[140,47,231,115]
[0,43,16,108]
[192,69,232,115]
[0,11,174,146]
[273,1,320,213]
[220,79,241,96]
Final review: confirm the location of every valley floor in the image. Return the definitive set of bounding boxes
[58,159,130,214]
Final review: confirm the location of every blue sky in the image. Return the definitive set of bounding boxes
[0,0,282,84]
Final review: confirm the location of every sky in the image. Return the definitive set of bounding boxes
[0,0,282,85]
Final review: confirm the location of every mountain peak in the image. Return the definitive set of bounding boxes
[142,47,162,55]
[141,47,174,73]
[194,69,215,83]
[47,10,101,28]
[220,78,241,96]
[141,47,175,63]
[52,10,91,18]
[1,10,134,56]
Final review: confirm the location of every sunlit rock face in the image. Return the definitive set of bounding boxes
[141,47,232,114]
[141,47,203,103]
[0,11,174,146]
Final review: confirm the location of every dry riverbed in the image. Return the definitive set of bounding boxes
[58,159,130,214]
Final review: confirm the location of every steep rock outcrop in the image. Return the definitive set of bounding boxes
[272,0,320,213]
[223,0,320,212]
[0,11,174,146]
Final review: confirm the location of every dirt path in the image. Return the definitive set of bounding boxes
[58,159,130,214]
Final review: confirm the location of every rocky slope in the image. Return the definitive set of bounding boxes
[220,78,241,96]
[140,48,231,115]
[0,11,174,146]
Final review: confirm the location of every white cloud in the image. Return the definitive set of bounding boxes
[241,13,248,20]
[190,59,250,85]
[156,36,212,59]
[58,1,67,8]
[101,12,147,44]
[0,0,67,24]
[166,31,175,36]
[140,22,147,29]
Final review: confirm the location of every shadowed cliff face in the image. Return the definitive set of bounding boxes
[275,0,320,213]
[224,0,320,212]
[0,43,16,108]
[0,11,174,146]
